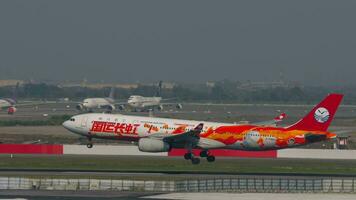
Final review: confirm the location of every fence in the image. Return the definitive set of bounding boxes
[0,176,355,193]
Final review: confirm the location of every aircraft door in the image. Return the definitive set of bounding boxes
[81,116,88,128]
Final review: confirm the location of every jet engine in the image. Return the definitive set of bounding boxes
[176,103,183,109]
[7,106,17,114]
[76,104,84,111]
[106,104,116,111]
[157,105,163,111]
[118,105,125,111]
[138,138,171,152]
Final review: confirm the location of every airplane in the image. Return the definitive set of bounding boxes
[0,98,18,114]
[0,98,62,115]
[123,95,182,112]
[63,93,343,164]
[76,88,116,112]
[0,83,43,114]
[118,81,182,112]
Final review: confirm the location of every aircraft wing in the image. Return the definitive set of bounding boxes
[250,113,287,126]
[160,98,178,102]
[149,123,204,144]
[114,102,127,106]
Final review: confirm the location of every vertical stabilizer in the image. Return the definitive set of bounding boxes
[286,93,343,131]
[109,87,115,99]
[155,81,163,97]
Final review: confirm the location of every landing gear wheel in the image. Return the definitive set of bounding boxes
[200,150,209,157]
[191,157,200,165]
[86,143,93,148]
[207,155,215,162]
[184,153,193,160]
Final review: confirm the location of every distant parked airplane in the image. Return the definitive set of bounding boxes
[118,81,182,112]
[76,88,116,113]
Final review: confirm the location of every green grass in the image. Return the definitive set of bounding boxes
[1,155,356,176]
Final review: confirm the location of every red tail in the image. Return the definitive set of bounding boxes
[286,93,343,131]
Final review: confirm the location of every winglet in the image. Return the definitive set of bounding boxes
[194,123,204,132]
[109,87,115,99]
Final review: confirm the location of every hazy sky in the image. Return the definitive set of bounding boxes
[0,1,355,85]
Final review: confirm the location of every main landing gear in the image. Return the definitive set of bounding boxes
[184,152,200,164]
[200,150,216,163]
[184,150,215,164]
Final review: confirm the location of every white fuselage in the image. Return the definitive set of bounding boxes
[0,99,12,109]
[127,95,162,109]
[79,98,115,110]
[63,113,296,151]
[63,113,231,147]
[0,99,17,114]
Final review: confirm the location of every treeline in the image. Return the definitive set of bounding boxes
[0,81,356,104]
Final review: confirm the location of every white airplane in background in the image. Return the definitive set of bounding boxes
[0,98,18,114]
[0,83,45,114]
[123,95,182,112]
[0,97,52,114]
[119,81,182,112]
[76,88,116,112]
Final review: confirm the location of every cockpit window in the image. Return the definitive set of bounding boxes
[70,118,75,121]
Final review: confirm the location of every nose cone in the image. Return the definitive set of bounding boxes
[62,120,71,130]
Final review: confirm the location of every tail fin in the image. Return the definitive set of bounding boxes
[11,82,19,103]
[274,113,287,121]
[155,81,163,97]
[109,87,115,99]
[286,93,343,131]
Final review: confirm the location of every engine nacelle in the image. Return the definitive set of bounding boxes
[138,138,170,152]
[176,103,183,109]
[157,105,163,111]
[118,105,125,111]
[7,106,17,114]
[76,104,84,111]
[107,104,115,111]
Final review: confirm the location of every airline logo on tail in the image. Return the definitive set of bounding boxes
[314,107,330,123]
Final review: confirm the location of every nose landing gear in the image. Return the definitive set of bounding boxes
[86,136,93,148]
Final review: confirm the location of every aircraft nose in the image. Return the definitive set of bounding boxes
[62,120,71,130]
